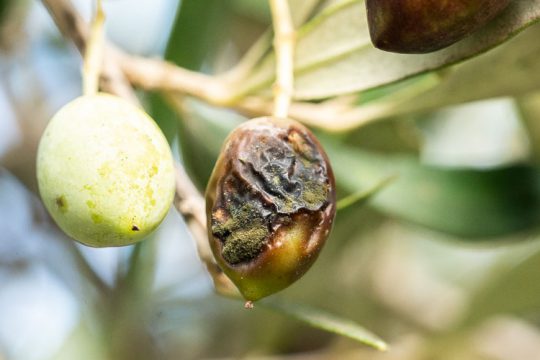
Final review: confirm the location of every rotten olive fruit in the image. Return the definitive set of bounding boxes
[205,117,336,301]
[37,93,175,247]
[366,0,511,54]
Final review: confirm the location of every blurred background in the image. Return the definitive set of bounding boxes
[2,0,540,359]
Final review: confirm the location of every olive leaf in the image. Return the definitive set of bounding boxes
[174,98,244,190]
[230,0,540,101]
[326,141,540,238]
[260,298,388,350]
[362,23,540,124]
[149,0,228,142]
[336,174,396,212]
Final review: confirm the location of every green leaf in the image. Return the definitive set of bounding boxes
[326,141,540,238]
[149,0,229,143]
[231,0,540,101]
[372,24,540,122]
[230,0,325,26]
[177,98,243,190]
[260,299,388,351]
[336,174,396,211]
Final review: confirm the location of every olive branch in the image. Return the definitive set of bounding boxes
[41,0,299,301]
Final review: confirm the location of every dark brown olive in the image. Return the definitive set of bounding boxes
[205,117,336,301]
[366,0,511,54]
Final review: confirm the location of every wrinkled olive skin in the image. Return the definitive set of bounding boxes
[205,117,336,301]
[366,0,511,53]
[37,94,175,247]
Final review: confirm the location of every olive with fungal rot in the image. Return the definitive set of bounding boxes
[366,0,511,54]
[205,117,336,301]
[37,93,175,247]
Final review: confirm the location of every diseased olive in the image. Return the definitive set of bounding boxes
[366,0,511,54]
[37,93,175,247]
[205,117,336,301]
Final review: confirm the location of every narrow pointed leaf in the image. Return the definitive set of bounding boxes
[260,299,388,351]
[337,174,396,211]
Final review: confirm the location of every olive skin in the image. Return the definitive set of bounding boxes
[205,117,336,301]
[366,0,511,54]
[37,94,175,247]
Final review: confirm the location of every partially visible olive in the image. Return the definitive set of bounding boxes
[366,0,511,54]
[205,117,336,301]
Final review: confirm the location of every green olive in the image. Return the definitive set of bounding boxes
[37,93,175,247]
[205,117,336,301]
[366,0,511,54]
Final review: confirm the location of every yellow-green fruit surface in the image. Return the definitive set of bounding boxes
[37,93,175,247]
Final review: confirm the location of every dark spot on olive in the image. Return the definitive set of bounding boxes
[132,225,140,231]
[207,117,335,265]
[55,195,68,213]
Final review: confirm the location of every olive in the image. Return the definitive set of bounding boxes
[205,117,336,301]
[37,93,175,247]
[366,0,511,53]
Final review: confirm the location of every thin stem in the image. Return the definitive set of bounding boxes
[82,0,104,96]
[173,164,240,298]
[270,0,295,118]
[43,0,137,103]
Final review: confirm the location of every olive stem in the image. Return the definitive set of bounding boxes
[42,0,138,103]
[82,0,104,96]
[269,0,295,118]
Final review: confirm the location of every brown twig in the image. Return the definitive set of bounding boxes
[41,0,384,133]
[42,0,232,104]
[41,0,238,297]
[42,0,137,102]
[173,165,239,297]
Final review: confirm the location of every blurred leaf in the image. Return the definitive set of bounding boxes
[229,0,324,25]
[374,24,540,121]
[176,98,243,190]
[149,0,228,143]
[164,0,228,71]
[229,0,271,23]
[311,24,540,133]
[336,175,396,212]
[465,243,540,325]
[326,141,540,238]
[260,299,388,350]
[231,0,540,101]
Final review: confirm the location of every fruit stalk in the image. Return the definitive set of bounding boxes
[82,0,104,96]
[269,0,295,118]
